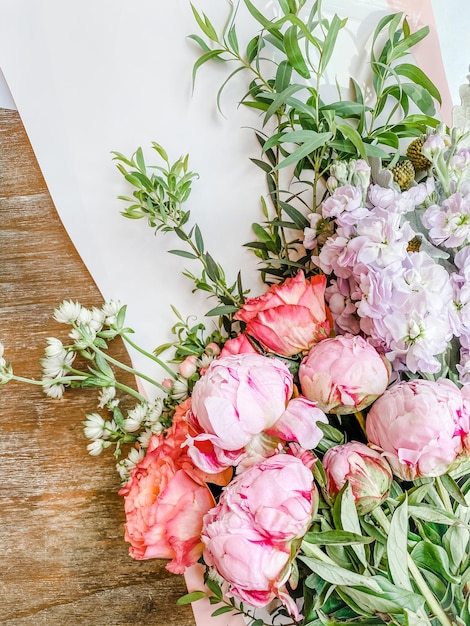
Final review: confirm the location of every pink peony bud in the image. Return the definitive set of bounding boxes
[178,355,198,379]
[204,342,221,357]
[299,334,391,414]
[202,454,317,620]
[366,378,470,481]
[323,441,392,515]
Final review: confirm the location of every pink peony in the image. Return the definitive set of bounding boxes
[323,441,392,514]
[118,400,230,574]
[366,379,470,480]
[202,454,317,620]
[299,334,391,414]
[186,353,328,472]
[233,270,331,357]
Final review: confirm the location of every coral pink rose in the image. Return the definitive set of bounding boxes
[323,441,392,515]
[299,334,391,414]
[119,400,230,574]
[234,270,331,356]
[202,454,317,620]
[366,379,470,481]
[186,353,328,473]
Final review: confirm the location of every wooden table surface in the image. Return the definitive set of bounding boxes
[0,108,196,626]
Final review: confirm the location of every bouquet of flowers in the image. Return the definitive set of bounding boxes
[2,1,470,625]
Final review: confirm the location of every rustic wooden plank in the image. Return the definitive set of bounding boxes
[0,108,196,626]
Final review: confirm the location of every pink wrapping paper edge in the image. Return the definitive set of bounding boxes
[146,4,451,626]
[184,564,247,626]
[386,0,453,125]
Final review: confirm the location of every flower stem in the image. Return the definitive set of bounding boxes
[354,411,367,438]
[121,332,176,379]
[90,345,169,394]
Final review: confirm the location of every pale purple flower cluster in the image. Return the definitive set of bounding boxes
[305,161,461,375]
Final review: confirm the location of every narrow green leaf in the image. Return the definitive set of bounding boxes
[204,253,221,281]
[320,14,346,73]
[190,4,219,41]
[192,49,227,86]
[275,60,293,93]
[336,123,368,160]
[284,24,310,79]
[226,24,239,54]
[176,591,207,605]
[303,530,374,546]
[300,556,382,592]
[194,224,204,254]
[168,249,198,259]
[402,83,435,116]
[279,202,309,229]
[387,498,413,591]
[394,62,441,103]
[273,132,332,171]
[211,606,236,616]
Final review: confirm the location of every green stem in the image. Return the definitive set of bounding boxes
[90,345,169,395]
[121,332,176,379]
[372,508,453,626]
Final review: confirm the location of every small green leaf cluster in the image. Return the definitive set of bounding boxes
[114,143,248,320]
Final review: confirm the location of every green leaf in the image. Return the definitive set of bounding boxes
[302,530,374,546]
[275,60,293,92]
[409,504,468,527]
[168,249,198,259]
[194,224,204,253]
[300,556,382,592]
[211,606,236,617]
[440,473,468,507]
[204,253,221,282]
[320,14,347,73]
[402,83,435,116]
[205,305,239,317]
[336,123,368,160]
[190,4,219,41]
[176,591,207,605]
[279,202,309,229]
[273,132,332,171]
[411,541,461,584]
[192,49,227,86]
[387,498,413,591]
[394,62,441,103]
[284,24,310,79]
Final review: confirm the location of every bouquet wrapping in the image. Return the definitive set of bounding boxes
[2,1,470,625]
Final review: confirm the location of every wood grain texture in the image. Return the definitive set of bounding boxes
[0,108,196,626]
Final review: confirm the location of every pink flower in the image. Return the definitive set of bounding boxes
[186,353,328,473]
[178,354,198,379]
[118,401,230,574]
[323,442,392,515]
[219,333,259,357]
[202,454,317,620]
[234,270,331,357]
[366,379,470,480]
[299,334,390,414]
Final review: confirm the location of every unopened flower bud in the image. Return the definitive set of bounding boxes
[323,442,392,515]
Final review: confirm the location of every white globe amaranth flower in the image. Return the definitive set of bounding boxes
[53,300,82,324]
[98,386,117,408]
[83,413,107,440]
[87,439,107,456]
[101,300,121,326]
[124,403,148,432]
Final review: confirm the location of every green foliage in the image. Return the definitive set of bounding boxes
[189,0,442,282]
